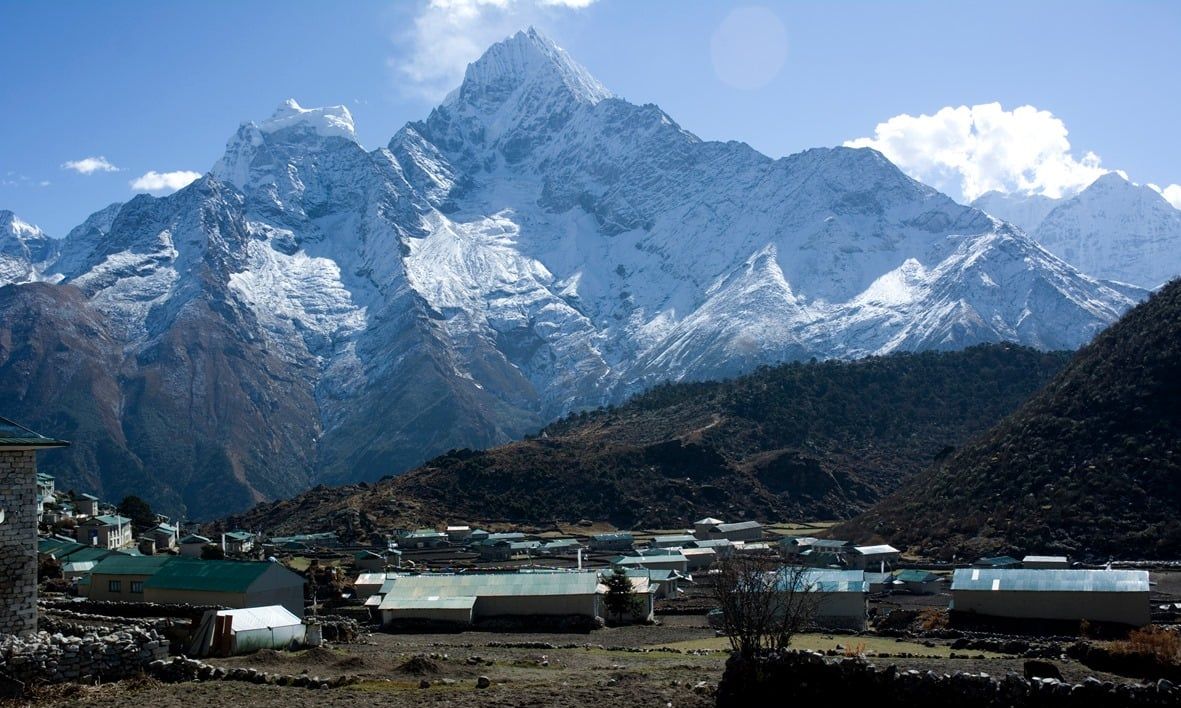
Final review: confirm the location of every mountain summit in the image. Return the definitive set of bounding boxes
[0,29,1143,518]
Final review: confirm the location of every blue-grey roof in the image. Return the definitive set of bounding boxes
[379,571,598,605]
[714,521,762,532]
[652,534,696,544]
[951,569,1149,593]
[776,569,867,593]
[808,539,852,549]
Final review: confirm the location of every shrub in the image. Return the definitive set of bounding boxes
[918,608,949,631]
[1112,627,1181,664]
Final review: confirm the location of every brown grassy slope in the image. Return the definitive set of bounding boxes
[839,280,1181,560]
[220,344,1067,538]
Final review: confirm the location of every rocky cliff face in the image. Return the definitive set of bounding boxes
[0,29,1142,518]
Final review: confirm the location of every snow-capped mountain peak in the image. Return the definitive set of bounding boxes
[446,27,611,109]
[0,210,58,285]
[211,99,362,190]
[261,98,356,140]
[0,28,1147,520]
[1030,172,1181,288]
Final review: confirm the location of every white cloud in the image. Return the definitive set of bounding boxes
[61,156,120,174]
[394,0,597,100]
[129,170,202,194]
[1147,183,1181,210]
[845,103,1115,202]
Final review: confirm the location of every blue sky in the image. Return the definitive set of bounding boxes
[3,0,1179,236]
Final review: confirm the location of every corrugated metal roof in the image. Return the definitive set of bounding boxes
[62,560,98,573]
[689,539,733,548]
[776,569,867,593]
[62,546,121,563]
[217,605,302,631]
[90,555,174,576]
[355,572,387,585]
[380,572,598,604]
[39,537,82,556]
[653,535,696,544]
[951,569,1149,593]
[975,556,1021,567]
[1022,555,1069,564]
[144,559,294,593]
[715,521,762,532]
[896,569,940,583]
[613,554,687,567]
[0,417,68,447]
[87,514,131,526]
[380,595,477,611]
[809,539,852,549]
[591,533,634,541]
[855,545,900,555]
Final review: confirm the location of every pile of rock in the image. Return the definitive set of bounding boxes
[0,628,169,686]
[717,650,1180,707]
[146,656,361,690]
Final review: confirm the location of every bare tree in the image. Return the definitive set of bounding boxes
[711,550,822,657]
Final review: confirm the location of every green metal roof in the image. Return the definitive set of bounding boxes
[90,554,174,576]
[0,416,69,448]
[143,558,295,593]
[39,537,81,556]
[62,546,123,563]
[223,531,253,541]
[896,569,941,583]
[180,534,212,544]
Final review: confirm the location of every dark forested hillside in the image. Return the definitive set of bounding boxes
[840,280,1181,560]
[222,344,1068,536]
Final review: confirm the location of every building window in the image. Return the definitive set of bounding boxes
[130,581,143,594]
[108,580,121,593]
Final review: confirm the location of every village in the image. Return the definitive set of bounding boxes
[2,417,1181,706]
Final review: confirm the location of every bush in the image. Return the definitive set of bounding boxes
[1112,627,1181,665]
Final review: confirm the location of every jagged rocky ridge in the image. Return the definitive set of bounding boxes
[0,29,1142,518]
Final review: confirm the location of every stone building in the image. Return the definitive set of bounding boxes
[0,416,68,635]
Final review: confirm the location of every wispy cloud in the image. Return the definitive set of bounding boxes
[62,156,120,174]
[846,103,1110,202]
[393,0,597,101]
[129,170,202,194]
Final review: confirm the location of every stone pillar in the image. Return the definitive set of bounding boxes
[0,449,37,635]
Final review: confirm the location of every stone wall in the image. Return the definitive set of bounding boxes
[717,650,1180,708]
[0,450,37,636]
[0,628,169,687]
